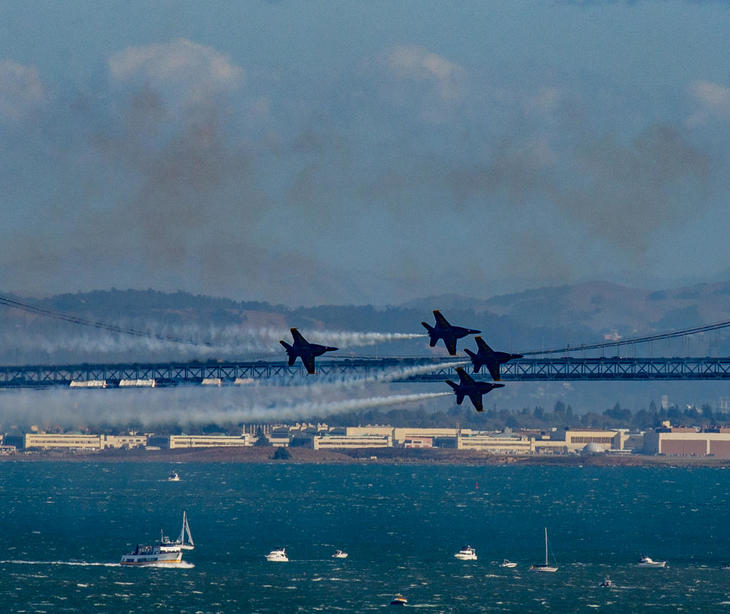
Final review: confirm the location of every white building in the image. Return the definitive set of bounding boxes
[168,434,252,449]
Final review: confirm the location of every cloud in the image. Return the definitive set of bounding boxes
[688,80,730,126]
[108,39,243,112]
[0,60,45,122]
[378,45,466,122]
[386,45,465,102]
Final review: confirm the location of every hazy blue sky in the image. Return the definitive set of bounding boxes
[1,1,729,305]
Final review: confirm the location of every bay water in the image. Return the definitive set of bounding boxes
[1,462,729,612]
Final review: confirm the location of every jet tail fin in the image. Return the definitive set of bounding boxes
[464,348,482,373]
[290,328,307,344]
[422,322,438,347]
[475,337,493,353]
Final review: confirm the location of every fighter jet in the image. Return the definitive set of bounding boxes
[445,367,504,412]
[421,310,481,355]
[464,337,523,381]
[280,328,338,374]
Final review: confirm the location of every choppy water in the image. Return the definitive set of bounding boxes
[1,462,730,612]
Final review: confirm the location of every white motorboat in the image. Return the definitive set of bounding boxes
[500,559,517,568]
[120,541,183,566]
[265,548,289,562]
[168,471,180,482]
[454,545,478,561]
[530,528,558,572]
[389,593,408,606]
[332,549,348,559]
[600,577,614,587]
[638,555,666,568]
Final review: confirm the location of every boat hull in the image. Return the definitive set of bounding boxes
[120,551,182,566]
[531,565,558,573]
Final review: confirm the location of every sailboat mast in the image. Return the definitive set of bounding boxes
[544,527,548,566]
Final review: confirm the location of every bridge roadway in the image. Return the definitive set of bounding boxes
[2,356,730,389]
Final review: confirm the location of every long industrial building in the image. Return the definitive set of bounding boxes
[643,427,730,457]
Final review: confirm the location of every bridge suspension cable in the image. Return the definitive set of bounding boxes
[0,294,213,348]
[521,318,730,356]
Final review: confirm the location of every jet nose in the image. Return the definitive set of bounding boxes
[469,329,481,334]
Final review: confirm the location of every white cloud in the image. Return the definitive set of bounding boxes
[0,60,45,122]
[385,45,465,102]
[688,79,730,126]
[108,39,243,108]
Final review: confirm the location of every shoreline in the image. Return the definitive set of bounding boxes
[2,447,730,466]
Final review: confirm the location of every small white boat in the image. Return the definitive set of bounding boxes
[500,559,517,568]
[332,549,348,559]
[265,548,288,562]
[168,471,180,482]
[390,593,408,606]
[637,555,666,568]
[530,528,558,573]
[454,545,477,561]
[600,577,614,587]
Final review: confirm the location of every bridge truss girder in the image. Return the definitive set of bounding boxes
[1,357,730,389]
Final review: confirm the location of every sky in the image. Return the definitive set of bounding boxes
[1,0,730,306]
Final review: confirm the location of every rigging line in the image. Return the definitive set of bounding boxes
[0,294,214,348]
[520,318,730,356]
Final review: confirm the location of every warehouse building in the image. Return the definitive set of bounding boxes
[643,428,730,457]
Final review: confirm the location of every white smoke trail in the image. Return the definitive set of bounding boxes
[0,383,453,427]
[0,325,427,359]
[159,391,452,424]
[0,360,461,428]
[285,360,468,392]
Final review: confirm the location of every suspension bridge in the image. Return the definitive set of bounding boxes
[2,293,730,389]
[1,355,730,389]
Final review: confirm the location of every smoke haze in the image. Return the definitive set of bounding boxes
[1,3,729,304]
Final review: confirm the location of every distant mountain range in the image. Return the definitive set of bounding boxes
[1,280,730,364]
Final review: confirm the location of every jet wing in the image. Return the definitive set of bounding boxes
[444,337,457,355]
[487,362,501,381]
[468,393,484,412]
[433,310,450,328]
[302,354,317,375]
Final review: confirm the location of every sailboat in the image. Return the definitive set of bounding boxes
[161,511,195,551]
[177,510,195,550]
[530,527,558,573]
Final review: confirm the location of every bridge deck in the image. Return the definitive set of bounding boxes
[1,356,730,388]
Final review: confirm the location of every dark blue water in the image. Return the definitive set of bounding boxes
[1,462,730,612]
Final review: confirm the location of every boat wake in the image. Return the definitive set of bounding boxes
[125,561,195,569]
[0,560,119,567]
[0,559,194,569]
